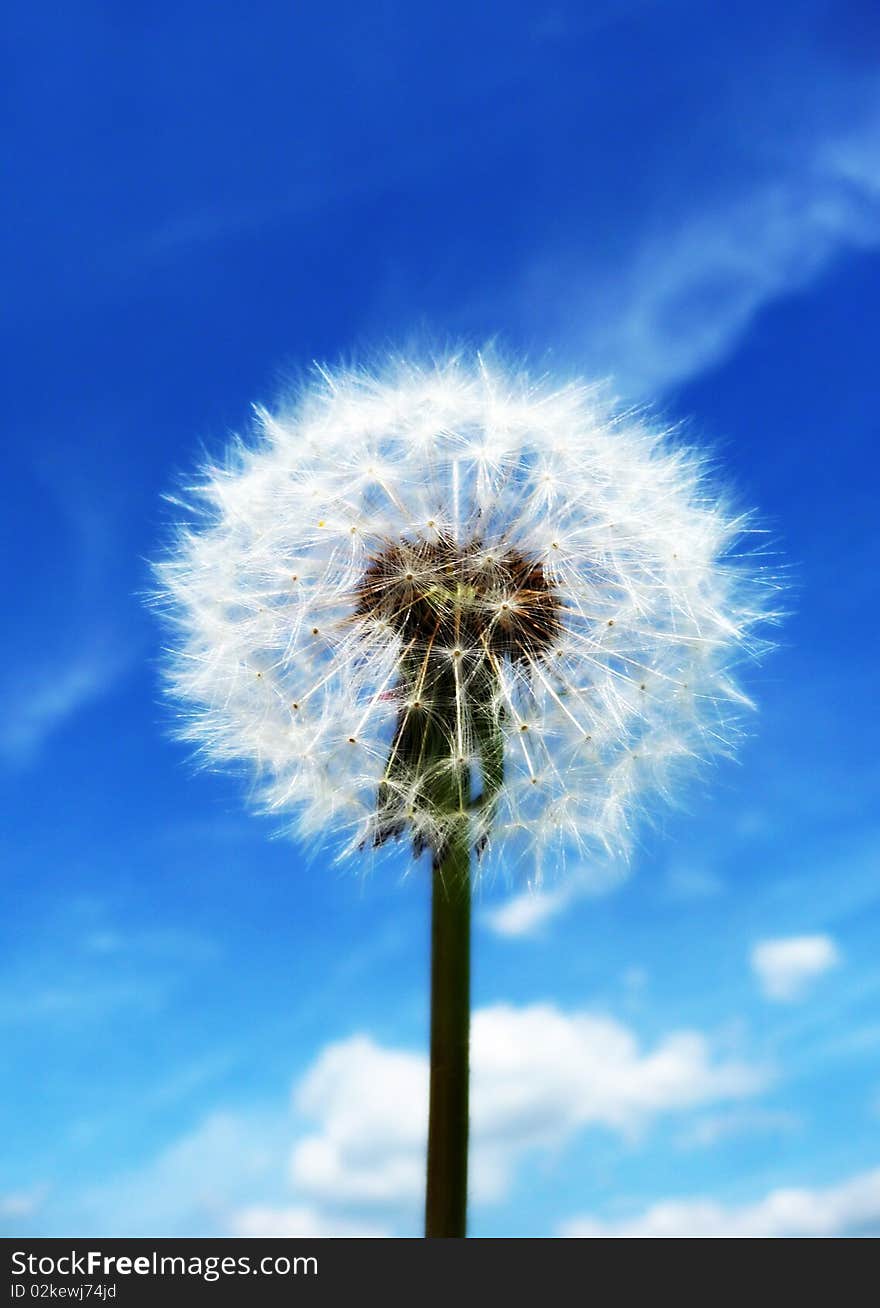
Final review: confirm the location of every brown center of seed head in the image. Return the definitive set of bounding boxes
[354,535,562,661]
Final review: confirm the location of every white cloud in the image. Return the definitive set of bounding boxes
[288,1003,766,1212]
[290,1037,428,1208]
[470,1005,764,1195]
[751,935,840,1002]
[231,1206,389,1239]
[482,885,577,938]
[561,1167,880,1238]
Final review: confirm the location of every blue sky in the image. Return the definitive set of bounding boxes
[2,0,880,1237]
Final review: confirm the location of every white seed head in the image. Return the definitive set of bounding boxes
[153,351,778,877]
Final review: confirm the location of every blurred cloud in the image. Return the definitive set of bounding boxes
[52,1002,767,1236]
[231,1206,389,1238]
[675,1106,801,1150]
[0,978,167,1027]
[0,643,131,769]
[75,1111,289,1238]
[482,852,724,938]
[0,440,147,771]
[74,1103,391,1239]
[469,1004,765,1197]
[0,904,221,1033]
[482,884,579,938]
[80,925,220,965]
[751,935,840,1003]
[663,862,725,902]
[290,1037,427,1209]
[560,1166,880,1237]
[482,862,627,938]
[0,1186,47,1220]
[527,108,880,395]
[286,1003,766,1218]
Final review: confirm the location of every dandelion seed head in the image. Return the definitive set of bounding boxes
[153,351,778,878]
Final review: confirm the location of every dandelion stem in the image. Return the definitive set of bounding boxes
[425,821,471,1238]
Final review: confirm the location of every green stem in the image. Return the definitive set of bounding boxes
[425,826,471,1238]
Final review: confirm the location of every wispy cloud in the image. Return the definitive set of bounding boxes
[482,862,627,938]
[675,1106,801,1150]
[481,852,723,938]
[0,904,220,1028]
[524,107,880,395]
[81,925,220,965]
[663,861,726,902]
[0,642,131,769]
[0,1186,47,1221]
[560,1166,880,1237]
[126,180,331,266]
[0,457,138,769]
[74,1111,290,1238]
[0,977,167,1027]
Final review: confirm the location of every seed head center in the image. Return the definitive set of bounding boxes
[355,535,562,661]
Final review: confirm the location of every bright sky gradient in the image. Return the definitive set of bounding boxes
[2,0,880,1238]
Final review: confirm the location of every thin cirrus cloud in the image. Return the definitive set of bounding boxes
[750,935,841,1003]
[675,1106,801,1151]
[524,109,880,397]
[560,1166,880,1238]
[0,644,130,770]
[0,902,220,1030]
[0,473,137,770]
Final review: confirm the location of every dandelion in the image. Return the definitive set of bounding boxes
[153,350,776,1237]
